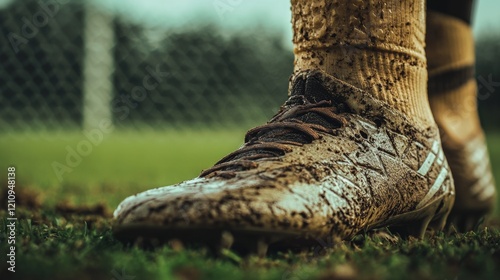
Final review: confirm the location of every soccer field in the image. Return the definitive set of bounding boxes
[1,130,500,279]
[0,130,247,208]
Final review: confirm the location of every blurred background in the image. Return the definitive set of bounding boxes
[0,0,499,213]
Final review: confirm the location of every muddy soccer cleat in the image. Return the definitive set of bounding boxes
[113,70,455,252]
[442,133,496,232]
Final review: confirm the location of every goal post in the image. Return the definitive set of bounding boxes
[82,2,115,130]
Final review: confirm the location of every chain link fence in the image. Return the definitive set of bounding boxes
[1,0,499,134]
[0,0,293,133]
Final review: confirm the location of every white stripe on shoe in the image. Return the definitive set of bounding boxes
[418,140,441,176]
[417,166,448,209]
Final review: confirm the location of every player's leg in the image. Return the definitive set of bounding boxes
[293,0,434,129]
[113,0,454,252]
[426,0,496,231]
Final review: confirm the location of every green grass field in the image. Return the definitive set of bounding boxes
[1,130,500,280]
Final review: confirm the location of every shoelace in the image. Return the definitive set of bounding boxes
[200,95,347,178]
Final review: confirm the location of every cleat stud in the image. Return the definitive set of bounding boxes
[429,194,454,233]
[428,210,451,234]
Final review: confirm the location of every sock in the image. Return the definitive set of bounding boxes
[426,11,481,147]
[291,0,435,128]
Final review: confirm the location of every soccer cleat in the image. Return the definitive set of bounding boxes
[113,70,455,251]
[441,133,496,232]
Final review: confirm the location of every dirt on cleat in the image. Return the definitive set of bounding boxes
[113,70,455,253]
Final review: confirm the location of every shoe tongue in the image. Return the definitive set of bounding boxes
[217,72,342,166]
[290,73,332,103]
[254,73,338,144]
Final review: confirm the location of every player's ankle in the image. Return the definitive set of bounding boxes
[291,0,435,129]
[294,48,435,129]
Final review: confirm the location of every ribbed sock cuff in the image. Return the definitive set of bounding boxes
[294,48,431,126]
[292,0,433,127]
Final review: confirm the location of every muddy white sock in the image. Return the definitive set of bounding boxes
[292,0,434,128]
[426,11,481,146]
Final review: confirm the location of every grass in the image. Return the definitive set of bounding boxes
[1,129,500,280]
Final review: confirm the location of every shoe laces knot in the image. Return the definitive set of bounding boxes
[201,95,347,178]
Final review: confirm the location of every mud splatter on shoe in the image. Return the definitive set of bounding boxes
[113,70,455,253]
